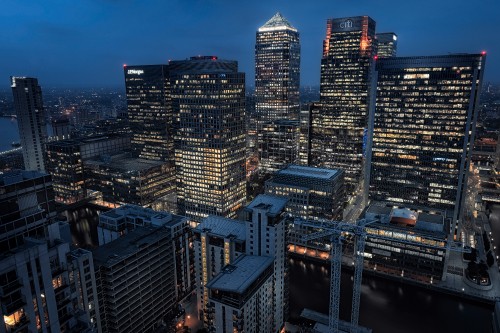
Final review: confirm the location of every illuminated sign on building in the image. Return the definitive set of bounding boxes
[340,20,353,29]
[127,69,144,75]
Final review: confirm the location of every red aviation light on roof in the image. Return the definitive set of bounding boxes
[481,51,486,55]
[374,55,379,61]
[123,64,127,67]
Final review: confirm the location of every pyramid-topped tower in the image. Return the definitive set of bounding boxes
[258,12,297,32]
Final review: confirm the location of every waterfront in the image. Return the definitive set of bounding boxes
[288,257,493,332]
[0,117,19,151]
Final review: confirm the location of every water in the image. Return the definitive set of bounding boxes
[288,257,493,333]
[0,117,20,151]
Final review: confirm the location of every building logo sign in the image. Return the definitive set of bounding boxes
[340,20,353,29]
[127,69,144,75]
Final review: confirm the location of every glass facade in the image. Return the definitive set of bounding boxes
[311,16,376,197]
[375,32,398,58]
[259,119,300,175]
[255,13,300,177]
[124,65,176,201]
[367,54,486,233]
[170,57,246,221]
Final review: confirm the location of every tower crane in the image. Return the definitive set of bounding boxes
[300,218,469,333]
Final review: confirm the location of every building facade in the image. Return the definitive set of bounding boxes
[124,64,176,205]
[366,54,486,233]
[170,56,246,221]
[92,226,176,333]
[375,32,398,58]
[258,119,300,175]
[45,135,131,204]
[255,13,300,178]
[205,255,275,333]
[265,165,345,220]
[310,16,376,198]
[11,77,48,171]
[97,204,194,300]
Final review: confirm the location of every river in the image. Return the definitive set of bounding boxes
[288,257,493,332]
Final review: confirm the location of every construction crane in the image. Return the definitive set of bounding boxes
[300,218,469,333]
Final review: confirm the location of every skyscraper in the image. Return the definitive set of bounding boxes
[11,77,48,171]
[255,12,300,123]
[124,65,176,206]
[310,16,376,198]
[170,56,246,221]
[375,32,398,58]
[255,13,300,176]
[366,53,486,233]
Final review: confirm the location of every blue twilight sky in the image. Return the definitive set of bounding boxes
[0,0,499,89]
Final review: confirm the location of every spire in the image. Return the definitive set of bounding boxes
[258,12,297,32]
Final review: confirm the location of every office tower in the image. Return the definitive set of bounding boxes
[46,134,131,204]
[11,77,48,171]
[255,13,300,177]
[255,12,300,123]
[366,53,486,234]
[311,16,376,198]
[97,204,194,300]
[193,216,247,322]
[85,152,173,208]
[258,119,300,174]
[206,255,275,332]
[93,226,176,333]
[0,170,98,332]
[170,56,246,221]
[265,164,345,220]
[124,64,176,204]
[375,32,398,58]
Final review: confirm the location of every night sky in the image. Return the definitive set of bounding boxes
[1,0,499,88]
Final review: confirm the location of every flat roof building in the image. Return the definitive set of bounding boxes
[265,165,345,220]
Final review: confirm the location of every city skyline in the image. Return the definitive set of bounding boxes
[1,0,499,89]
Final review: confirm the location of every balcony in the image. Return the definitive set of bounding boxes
[1,297,26,315]
[0,279,23,297]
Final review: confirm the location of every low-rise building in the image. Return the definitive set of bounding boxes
[265,164,345,220]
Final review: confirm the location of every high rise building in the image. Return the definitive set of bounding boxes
[375,32,398,58]
[97,204,194,301]
[0,170,99,332]
[194,195,289,332]
[255,12,300,123]
[170,56,246,221]
[311,16,376,198]
[92,226,176,333]
[366,53,486,233]
[255,13,300,177]
[11,77,48,171]
[124,64,176,205]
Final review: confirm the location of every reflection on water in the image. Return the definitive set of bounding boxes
[288,257,492,333]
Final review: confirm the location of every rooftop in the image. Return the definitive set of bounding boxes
[194,216,246,241]
[245,194,288,216]
[275,164,339,180]
[86,153,164,172]
[206,255,274,294]
[258,12,297,32]
[92,226,168,267]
